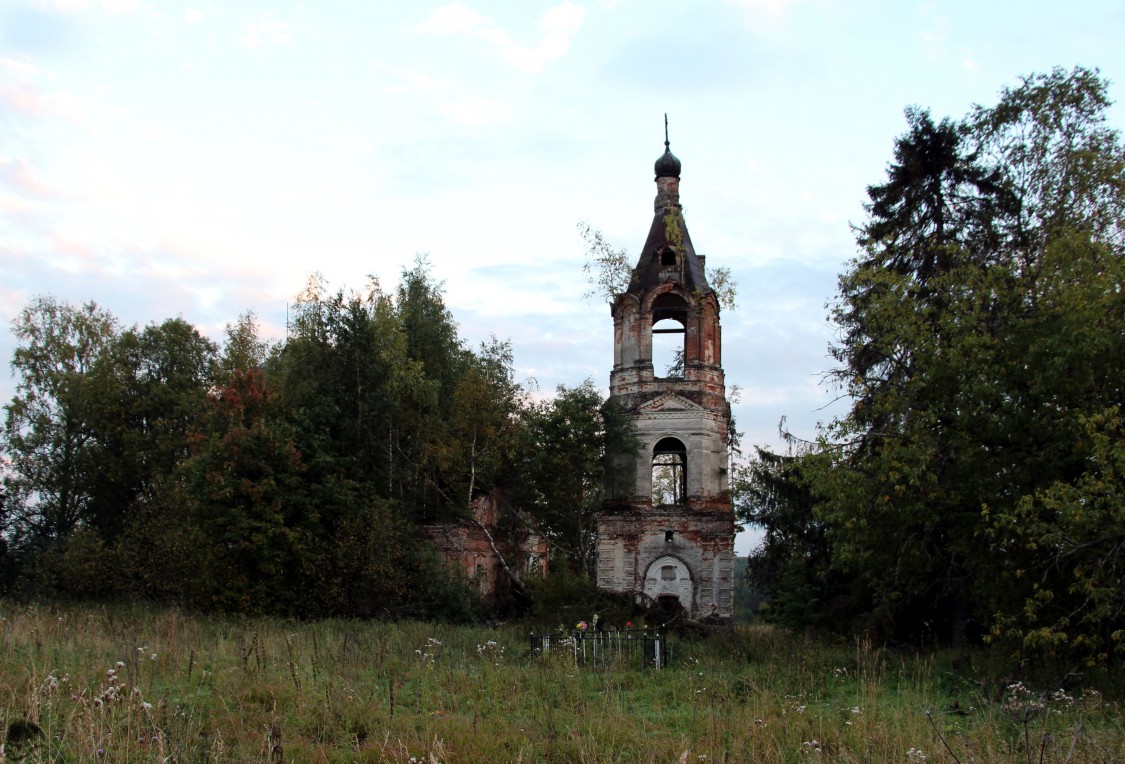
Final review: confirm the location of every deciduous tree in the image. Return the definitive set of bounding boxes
[2,297,118,547]
[517,381,637,575]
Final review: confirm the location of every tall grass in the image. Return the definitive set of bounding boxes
[1,603,1121,762]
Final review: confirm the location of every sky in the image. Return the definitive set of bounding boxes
[2,0,1124,555]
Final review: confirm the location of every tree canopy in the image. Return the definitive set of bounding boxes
[740,67,1125,665]
[0,261,621,618]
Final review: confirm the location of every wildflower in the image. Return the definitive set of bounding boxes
[476,640,504,663]
[1050,689,1075,707]
[1003,682,1046,719]
[850,706,861,715]
[906,748,927,763]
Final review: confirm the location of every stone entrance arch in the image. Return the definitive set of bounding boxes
[643,555,693,612]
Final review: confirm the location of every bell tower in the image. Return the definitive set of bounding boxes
[596,127,735,622]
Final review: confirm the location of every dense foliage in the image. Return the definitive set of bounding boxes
[0,260,624,618]
[741,67,1125,665]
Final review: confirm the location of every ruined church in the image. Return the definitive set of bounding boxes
[595,135,736,622]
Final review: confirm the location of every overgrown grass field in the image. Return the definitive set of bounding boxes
[1,603,1121,762]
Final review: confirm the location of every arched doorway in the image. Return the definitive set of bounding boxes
[643,555,693,612]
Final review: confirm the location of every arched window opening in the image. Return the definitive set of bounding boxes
[652,318,684,377]
[651,293,688,378]
[652,437,687,506]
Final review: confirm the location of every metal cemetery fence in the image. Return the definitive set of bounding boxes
[529,628,669,669]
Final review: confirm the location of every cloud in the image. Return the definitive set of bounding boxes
[519,2,586,71]
[375,63,510,128]
[417,1,587,73]
[916,2,952,61]
[238,13,292,49]
[0,57,86,123]
[439,94,511,126]
[44,0,142,14]
[417,2,493,36]
[378,63,440,96]
[725,0,799,23]
[0,156,58,198]
[393,3,587,128]
[1,232,293,341]
[0,56,38,79]
[0,5,81,56]
[727,0,796,12]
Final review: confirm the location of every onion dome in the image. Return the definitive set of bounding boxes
[654,140,681,179]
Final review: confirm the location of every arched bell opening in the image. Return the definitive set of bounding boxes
[650,293,687,378]
[651,437,687,507]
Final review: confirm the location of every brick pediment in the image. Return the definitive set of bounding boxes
[636,392,705,413]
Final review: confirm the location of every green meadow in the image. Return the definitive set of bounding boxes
[1,603,1122,763]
